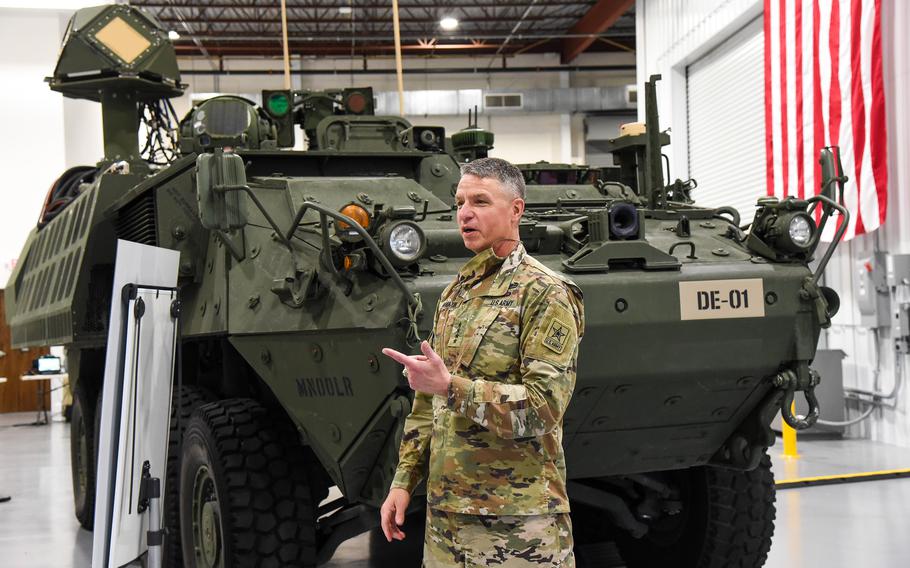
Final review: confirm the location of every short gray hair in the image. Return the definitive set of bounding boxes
[460,157,526,200]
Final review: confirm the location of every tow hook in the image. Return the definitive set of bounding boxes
[772,367,820,430]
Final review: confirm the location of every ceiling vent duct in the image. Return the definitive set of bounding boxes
[375,85,635,116]
[484,93,524,109]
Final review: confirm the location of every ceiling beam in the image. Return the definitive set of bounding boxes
[155,15,574,24]
[178,63,636,75]
[136,1,594,9]
[169,38,633,57]
[173,42,512,56]
[171,28,631,41]
[560,0,633,63]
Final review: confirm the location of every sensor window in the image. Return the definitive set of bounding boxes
[94,17,151,64]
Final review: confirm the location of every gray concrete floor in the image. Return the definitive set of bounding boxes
[1,411,909,567]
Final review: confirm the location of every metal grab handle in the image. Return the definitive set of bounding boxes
[215,183,294,252]
[712,206,741,227]
[773,369,821,430]
[806,194,850,286]
[668,241,697,259]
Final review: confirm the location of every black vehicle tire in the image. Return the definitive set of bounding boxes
[70,380,99,530]
[179,398,318,568]
[616,452,776,568]
[164,385,214,567]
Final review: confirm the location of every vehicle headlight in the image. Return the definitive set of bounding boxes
[788,215,813,247]
[747,196,818,258]
[771,211,815,253]
[383,221,426,266]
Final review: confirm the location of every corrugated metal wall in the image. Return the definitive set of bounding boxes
[637,0,910,446]
[636,0,764,182]
[686,16,765,223]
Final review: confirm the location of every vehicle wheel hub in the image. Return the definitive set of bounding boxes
[192,466,222,568]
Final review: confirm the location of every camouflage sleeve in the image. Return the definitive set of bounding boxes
[447,282,582,440]
[390,390,433,493]
[391,298,448,493]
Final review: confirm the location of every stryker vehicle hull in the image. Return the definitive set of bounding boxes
[5,143,830,565]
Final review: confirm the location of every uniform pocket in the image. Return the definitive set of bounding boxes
[450,308,500,371]
[463,515,561,567]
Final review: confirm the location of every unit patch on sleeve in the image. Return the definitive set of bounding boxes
[542,317,571,354]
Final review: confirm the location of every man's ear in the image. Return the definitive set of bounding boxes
[512,198,525,222]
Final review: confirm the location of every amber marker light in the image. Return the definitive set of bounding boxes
[337,203,371,231]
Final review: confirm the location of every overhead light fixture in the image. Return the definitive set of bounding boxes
[167,30,180,40]
[440,16,459,31]
[338,6,352,15]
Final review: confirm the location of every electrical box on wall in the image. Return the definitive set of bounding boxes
[897,303,910,354]
[889,253,910,353]
[856,252,891,328]
[887,253,910,287]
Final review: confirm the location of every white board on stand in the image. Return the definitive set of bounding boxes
[93,240,180,568]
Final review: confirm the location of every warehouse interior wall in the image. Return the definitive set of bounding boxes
[0,7,102,287]
[638,0,910,446]
[175,51,637,165]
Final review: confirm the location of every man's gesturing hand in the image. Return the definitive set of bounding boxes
[380,488,410,542]
[382,341,452,397]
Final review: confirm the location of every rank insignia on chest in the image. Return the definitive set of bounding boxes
[448,322,463,347]
[542,318,571,354]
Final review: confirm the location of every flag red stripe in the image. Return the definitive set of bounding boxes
[813,0,824,222]
[828,0,842,145]
[767,0,886,237]
[870,0,888,226]
[850,0,866,234]
[796,0,805,200]
[764,0,775,196]
[778,0,790,197]
[828,0,845,236]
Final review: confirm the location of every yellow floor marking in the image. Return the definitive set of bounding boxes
[776,468,910,488]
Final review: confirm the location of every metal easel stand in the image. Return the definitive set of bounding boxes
[138,462,164,568]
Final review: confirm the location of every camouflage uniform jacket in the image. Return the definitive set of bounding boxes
[391,242,584,516]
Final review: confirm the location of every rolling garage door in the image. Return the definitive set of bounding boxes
[687,16,765,224]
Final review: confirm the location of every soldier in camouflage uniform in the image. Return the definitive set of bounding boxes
[381,158,584,567]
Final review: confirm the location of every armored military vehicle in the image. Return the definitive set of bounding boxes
[6,4,846,567]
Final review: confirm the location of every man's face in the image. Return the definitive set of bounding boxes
[455,174,524,253]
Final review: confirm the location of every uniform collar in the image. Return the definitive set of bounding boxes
[458,242,526,297]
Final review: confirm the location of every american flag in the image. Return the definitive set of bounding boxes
[765,0,888,240]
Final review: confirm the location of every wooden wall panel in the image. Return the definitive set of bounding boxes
[0,290,50,413]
